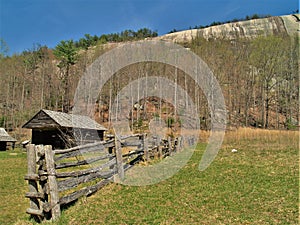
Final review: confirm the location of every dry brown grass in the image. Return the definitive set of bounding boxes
[223,127,299,149]
[195,127,299,150]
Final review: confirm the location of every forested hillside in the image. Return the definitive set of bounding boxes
[0,15,298,137]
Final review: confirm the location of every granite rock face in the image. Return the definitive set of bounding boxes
[155,14,299,43]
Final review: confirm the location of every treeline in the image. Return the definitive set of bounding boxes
[188,34,299,129]
[0,41,111,129]
[74,28,158,50]
[101,33,299,131]
[169,14,272,33]
[0,29,298,132]
[0,27,158,128]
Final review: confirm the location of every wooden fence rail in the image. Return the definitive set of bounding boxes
[25,134,183,221]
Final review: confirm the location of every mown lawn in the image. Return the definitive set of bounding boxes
[1,129,299,225]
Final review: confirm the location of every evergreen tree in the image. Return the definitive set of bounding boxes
[53,40,78,112]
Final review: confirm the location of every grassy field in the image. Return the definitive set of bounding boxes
[0,149,28,225]
[1,128,298,224]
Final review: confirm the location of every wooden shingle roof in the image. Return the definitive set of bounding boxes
[22,109,107,130]
[0,128,17,142]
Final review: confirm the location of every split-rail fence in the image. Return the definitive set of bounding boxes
[24,134,185,221]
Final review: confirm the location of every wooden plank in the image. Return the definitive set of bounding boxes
[121,141,142,147]
[25,192,45,199]
[123,163,133,171]
[55,153,113,169]
[53,139,114,155]
[59,157,134,206]
[120,133,142,141]
[57,169,115,192]
[122,148,143,157]
[26,208,44,217]
[59,178,112,205]
[44,145,61,220]
[56,158,116,178]
[54,145,106,162]
[24,174,40,181]
[26,144,41,219]
[127,153,144,165]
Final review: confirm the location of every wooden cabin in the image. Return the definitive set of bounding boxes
[0,128,17,151]
[22,109,107,149]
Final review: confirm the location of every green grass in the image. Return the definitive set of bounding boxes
[0,149,29,225]
[56,134,298,225]
[1,130,299,225]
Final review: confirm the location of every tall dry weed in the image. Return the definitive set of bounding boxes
[223,127,299,150]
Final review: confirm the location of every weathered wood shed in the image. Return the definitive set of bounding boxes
[0,128,17,151]
[22,109,107,149]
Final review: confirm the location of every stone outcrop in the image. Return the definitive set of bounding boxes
[155,14,299,43]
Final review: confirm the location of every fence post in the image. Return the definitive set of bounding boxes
[174,137,180,153]
[168,137,172,156]
[180,136,184,149]
[143,133,149,162]
[156,136,163,159]
[44,145,61,220]
[114,137,124,181]
[26,144,43,220]
[178,136,182,150]
[35,145,48,216]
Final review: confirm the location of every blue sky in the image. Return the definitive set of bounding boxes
[0,0,297,55]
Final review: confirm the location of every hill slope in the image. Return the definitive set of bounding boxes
[0,14,298,136]
[155,14,299,42]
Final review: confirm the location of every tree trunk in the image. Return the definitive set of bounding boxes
[64,65,70,112]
